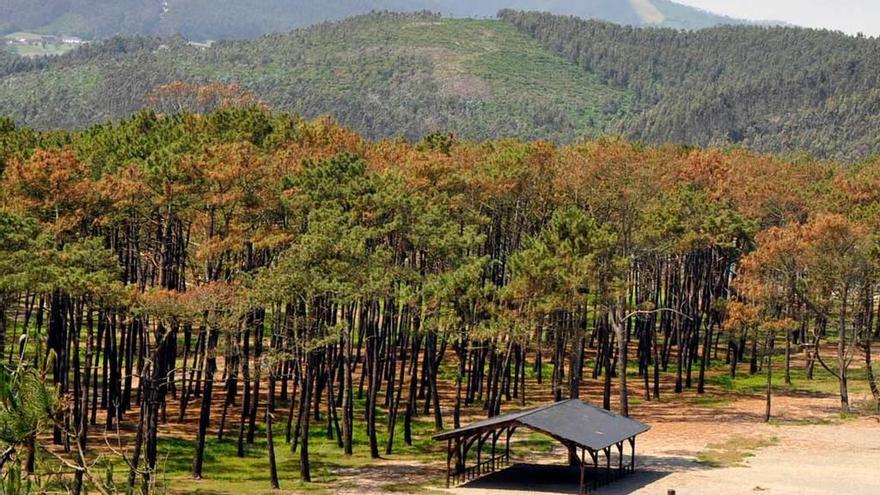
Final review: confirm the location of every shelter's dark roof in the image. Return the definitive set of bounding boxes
[433,399,649,451]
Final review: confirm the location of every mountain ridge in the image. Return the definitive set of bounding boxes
[0,14,632,141]
[1,11,877,161]
[0,0,764,41]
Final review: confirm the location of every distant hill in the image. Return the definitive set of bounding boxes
[1,11,877,161]
[0,0,759,41]
[0,13,631,141]
[500,10,880,161]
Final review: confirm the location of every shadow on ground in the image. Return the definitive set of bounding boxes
[456,456,706,494]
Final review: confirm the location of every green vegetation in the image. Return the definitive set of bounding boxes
[2,10,879,160]
[379,481,446,494]
[1,104,879,493]
[708,354,872,397]
[696,435,778,467]
[502,10,880,161]
[147,398,551,494]
[3,32,77,57]
[0,14,630,141]
[155,415,434,494]
[0,0,752,41]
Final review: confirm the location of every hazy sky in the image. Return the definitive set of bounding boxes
[676,0,880,36]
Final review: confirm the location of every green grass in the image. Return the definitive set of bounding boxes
[524,359,556,382]
[379,481,446,494]
[9,43,73,57]
[155,409,437,494]
[511,430,557,456]
[766,412,861,427]
[393,19,631,134]
[696,435,778,468]
[707,352,872,397]
[153,392,559,494]
[3,32,78,57]
[149,392,558,494]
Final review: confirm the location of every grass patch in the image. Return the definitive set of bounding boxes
[768,417,838,426]
[524,360,555,383]
[155,399,555,494]
[853,398,880,414]
[511,430,556,456]
[696,435,778,468]
[149,396,445,494]
[380,481,446,494]
[707,353,870,397]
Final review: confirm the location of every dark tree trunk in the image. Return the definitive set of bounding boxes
[192,329,217,479]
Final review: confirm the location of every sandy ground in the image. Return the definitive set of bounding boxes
[444,394,880,495]
[601,418,880,495]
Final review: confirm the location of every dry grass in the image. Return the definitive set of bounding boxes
[696,435,778,467]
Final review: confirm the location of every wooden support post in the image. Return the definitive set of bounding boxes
[566,441,577,467]
[617,441,624,476]
[456,436,464,484]
[505,426,513,465]
[629,437,636,472]
[446,438,452,488]
[604,447,611,484]
[579,447,586,495]
[491,429,501,472]
[589,449,598,491]
[476,435,484,475]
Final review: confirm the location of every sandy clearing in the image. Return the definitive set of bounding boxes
[446,417,880,495]
[623,419,880,495]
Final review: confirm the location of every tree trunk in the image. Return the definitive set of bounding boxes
[299,354,313,483]
[341,313,354,455]
[784,328,792,386]
[839,286,850,411]
[764,332,774,423]
[192,329,216,479]
[613,302,629,417]
[864,336,880,411]
[267,369,279,489]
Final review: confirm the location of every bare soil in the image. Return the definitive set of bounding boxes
[441,391,880,495]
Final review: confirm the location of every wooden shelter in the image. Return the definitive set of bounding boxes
[434,399,650,494]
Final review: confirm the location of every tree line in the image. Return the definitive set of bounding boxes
[0,105,878,492]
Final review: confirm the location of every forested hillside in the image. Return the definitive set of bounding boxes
[0,0,750,40]
[501,10,880,161]
[0,14,630,141]
[1,11,878,160]
[0,105,878,493]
